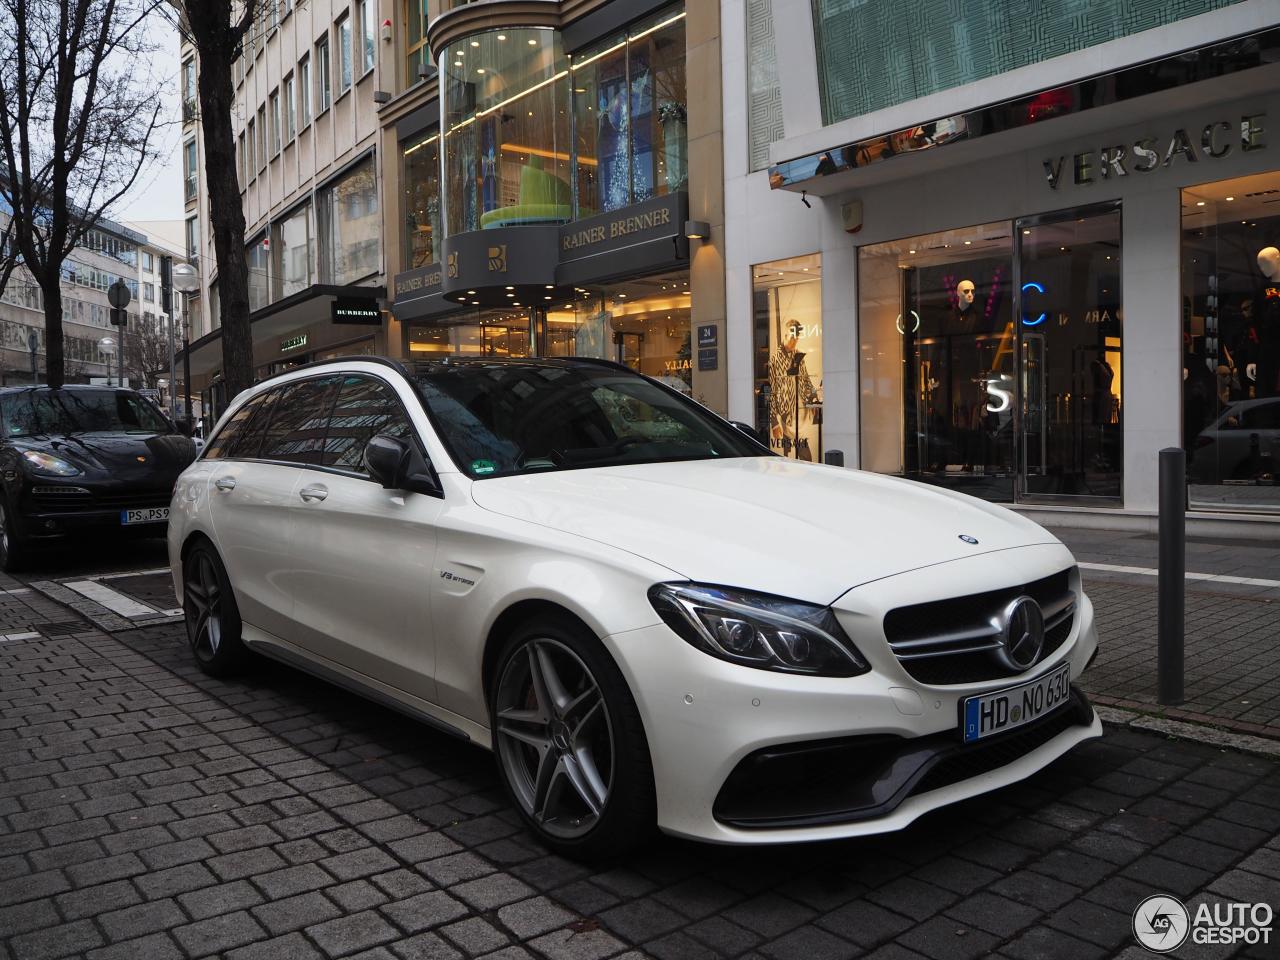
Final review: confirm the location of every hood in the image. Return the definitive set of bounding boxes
[15,433,197,482]
[470,457,1059,604]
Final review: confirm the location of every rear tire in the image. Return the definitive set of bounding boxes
[0,498,28,573]
[183,541,250,677]
[490,614,656,861]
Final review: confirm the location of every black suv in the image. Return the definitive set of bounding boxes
[0,385,198,571]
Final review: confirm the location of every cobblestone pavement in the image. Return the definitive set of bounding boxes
[2,584,1278,960]
[1078,579,1280,737]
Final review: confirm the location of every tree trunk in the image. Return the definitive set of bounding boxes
[40,277,63,388]
[193,11,253,403]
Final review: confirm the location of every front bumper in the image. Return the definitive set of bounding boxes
[606,543,1101,844]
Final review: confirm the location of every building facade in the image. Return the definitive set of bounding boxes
[182,0,727,421]
[725,0,1280,530]
[0,212,186,390]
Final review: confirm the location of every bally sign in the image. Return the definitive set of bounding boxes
[1044,114,1265,188]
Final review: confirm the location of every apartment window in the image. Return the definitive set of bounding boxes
[239,132,247,186]
[185,216,198,263]
[318,158,379,284]
[283,73,296,142]
[246,120,256,178]
[142,251,155,273]
[358,0,375,76]
[269,89,282,156]
[317,35,332,111]
[268,0,279,32]
[336,14,353,94]
[298,55,312,127]
[143,282,156,303]
[256,105,267,169]
[181,58,197,122]
[405,1,429,86]
[183,139,198,201]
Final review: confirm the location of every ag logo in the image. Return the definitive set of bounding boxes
[446,252,458,278]
[487,245,507,272]
[1132,895,1190,953]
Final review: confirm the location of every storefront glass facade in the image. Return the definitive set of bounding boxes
[404,132,441,269]
[1182,170,1280,512]
[319,158,380,285]
[439,6,686,235]
[753,255,823,462]
[859,208,1122,503]
[407,311,535,357]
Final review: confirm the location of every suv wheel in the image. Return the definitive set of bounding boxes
[183,541,250,677]
[491,615,656,860]
[0,498,27,573]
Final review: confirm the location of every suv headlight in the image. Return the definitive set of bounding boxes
[22,450,81,477]
[649,583,869,677]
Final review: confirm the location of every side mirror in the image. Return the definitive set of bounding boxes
[729,420,769,448]
[364,434,442,496]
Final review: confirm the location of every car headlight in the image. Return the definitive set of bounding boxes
[648,583,870,677]
[21,450,81,477]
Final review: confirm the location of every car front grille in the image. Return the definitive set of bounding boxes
[883,569,1076,685]
[27,487,171,512]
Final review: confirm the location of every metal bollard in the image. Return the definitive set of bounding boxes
[1158,447,1185,705]
[825,449,844,467]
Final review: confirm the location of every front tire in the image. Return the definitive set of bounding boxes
[0,498,28,573]
[183,541,250,677]
[490,615,656,860]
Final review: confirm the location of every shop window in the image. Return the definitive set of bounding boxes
[753,255,823,462]
[246,235,270,312]
[443,28,571,235]
[1182,171,1280,512]
[858,210,1121,503]
[544,271,691,392]
[570,5,686,217]
[272,202,313,299]
[403,132,441,268]
[407,311,534,357]
[318,158,380,285]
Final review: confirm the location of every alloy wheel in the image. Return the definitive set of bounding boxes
[495,638,615,839]
[184,552,223,661]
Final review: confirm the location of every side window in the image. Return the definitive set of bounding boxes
[205,391,272,459]
[323,375,414,475]
[259,377,341,464]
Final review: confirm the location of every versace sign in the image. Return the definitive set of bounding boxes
[1044,114,1265,188]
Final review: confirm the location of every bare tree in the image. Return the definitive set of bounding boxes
[0,0,165,387]
[163,0,256,402]
[125,311,169,387]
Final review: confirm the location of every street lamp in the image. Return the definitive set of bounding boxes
[98,337,117,386]
[171,263,200,428]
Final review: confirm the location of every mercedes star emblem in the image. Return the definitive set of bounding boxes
[996,595,1045,672]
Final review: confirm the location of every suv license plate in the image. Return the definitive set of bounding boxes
[121,507,169,525]
[962,662,1071,743]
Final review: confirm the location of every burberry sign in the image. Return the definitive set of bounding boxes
[1044,114,1265,188]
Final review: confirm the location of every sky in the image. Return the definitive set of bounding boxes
[115,16,185,227]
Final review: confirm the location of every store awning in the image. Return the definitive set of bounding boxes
[179,283,385,378]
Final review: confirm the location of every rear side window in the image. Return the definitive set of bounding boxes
[259,377,341,464]
[322,375,414,475]
[204,390,274,459]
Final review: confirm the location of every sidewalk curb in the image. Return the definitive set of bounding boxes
[1096,704,1280,760]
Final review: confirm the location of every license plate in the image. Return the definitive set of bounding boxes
[962,662,1071,743]
[121,507,169,525]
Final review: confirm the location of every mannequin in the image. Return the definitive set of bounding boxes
[1256,246,1280,398]
[956,279,976,312]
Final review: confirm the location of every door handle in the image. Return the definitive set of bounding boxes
[299,484,328,502]
[214,477,237,492]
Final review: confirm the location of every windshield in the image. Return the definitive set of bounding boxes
[409,360,766,478]
[1,389,171,437]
